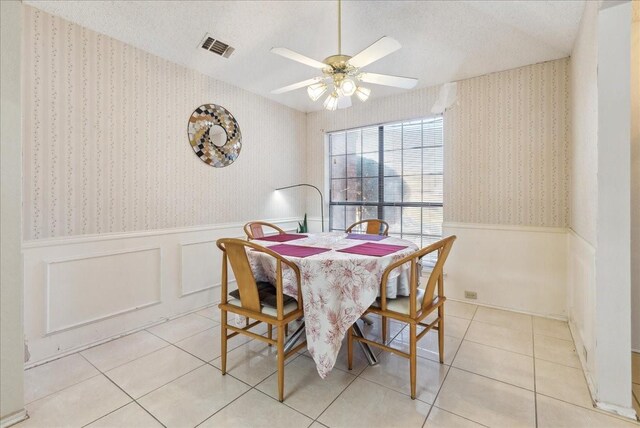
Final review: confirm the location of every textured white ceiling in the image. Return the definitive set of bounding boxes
[25,0,585,112]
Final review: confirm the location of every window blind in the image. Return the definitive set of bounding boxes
[328,116,444,265]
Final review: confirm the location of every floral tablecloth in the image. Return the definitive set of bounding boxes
[249,232,418,378]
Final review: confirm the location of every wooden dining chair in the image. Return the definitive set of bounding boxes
[346,219,389,236]
[243,221,286,240]
[217,238,306,402]
[347,235,456,399]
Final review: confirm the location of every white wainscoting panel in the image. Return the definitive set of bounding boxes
[567,229,597,399]
[180,241,220,297]
[443,222,568,318]
[46,247,161,334]
[23,217,300,365]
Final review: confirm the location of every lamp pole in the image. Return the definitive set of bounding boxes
[275,184,324,232]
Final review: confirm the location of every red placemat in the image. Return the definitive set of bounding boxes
[337,242,408,257]
[257,234,306,243]
[346,233,388,241]
[268,244,331,258]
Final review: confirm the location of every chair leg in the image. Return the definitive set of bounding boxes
[381,316,387,343]
[285,323,289,337]
[410,323,417,399]
[438,304,445,364]
[221,310,228,375]
[268,324,273,346]
[245,316,250,326]
[277,325,285,402]
[347,326,353,370]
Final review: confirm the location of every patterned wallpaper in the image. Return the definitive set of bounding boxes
[307,58,570,228]
[22,6,307,240]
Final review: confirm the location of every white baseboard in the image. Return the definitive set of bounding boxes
[0,409,28,428]
[447,298,568,321]
[594,401,638,421]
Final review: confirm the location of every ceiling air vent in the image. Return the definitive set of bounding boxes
[200,33,234,58]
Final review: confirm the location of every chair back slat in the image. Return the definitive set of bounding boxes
[250,223,265,239]
[421,236,456,311]
[244,221,285,240]
[217,238,303,317]
[346,219,389,236]
[366,220,382,235]
[223,241,262,312]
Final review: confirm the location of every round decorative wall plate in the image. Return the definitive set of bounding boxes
[187,104,242,167]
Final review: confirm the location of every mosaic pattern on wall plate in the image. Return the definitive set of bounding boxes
[188,104,242,167]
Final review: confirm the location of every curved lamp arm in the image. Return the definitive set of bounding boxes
[275,183,324,232]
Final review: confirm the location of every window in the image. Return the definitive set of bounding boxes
[328,116,443,264]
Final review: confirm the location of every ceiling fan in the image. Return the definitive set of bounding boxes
[270,0,418,111]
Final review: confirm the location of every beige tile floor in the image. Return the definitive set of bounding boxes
[17,302,640,428]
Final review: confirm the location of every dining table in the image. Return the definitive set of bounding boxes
[248,231,419,378]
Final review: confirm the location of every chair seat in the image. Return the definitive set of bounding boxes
[371,289,425,315]
[227,298,299,317]
[228,281,298,317]
[229,281,296,307]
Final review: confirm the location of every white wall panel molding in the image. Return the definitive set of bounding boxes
[180,240,220,298]
[443,222,568,317]
[45,246,162,335]
[23,218,294,365]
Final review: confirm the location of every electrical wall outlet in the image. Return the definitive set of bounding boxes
[464,291,478,300]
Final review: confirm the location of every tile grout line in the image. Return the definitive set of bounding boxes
[461,336,534,358]
[193,387,255,428]
[23,371,104,408]
[26,306,589,428]
[87,341,174,373]
[87,334,278,428]
[536,392,640,425]
[253,382,322,421]
[195,341,317,427]
[311,319,409,425]
[77,353,167,428]
[95,347,210,416]
[422,302,479,427]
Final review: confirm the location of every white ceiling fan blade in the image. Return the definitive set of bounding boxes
[359,72,418,89]
[337,96,352,109]
[271,77,322,95]
[270,47,326,69]
[348,36,401,68]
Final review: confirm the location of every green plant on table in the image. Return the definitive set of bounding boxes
[297,214,308,233]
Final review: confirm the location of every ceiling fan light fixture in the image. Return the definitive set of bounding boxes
[269,0,417,111]
[307,82,328,101]
[355,86,371,102]
[340,78,357,97]
[323,92,339,111]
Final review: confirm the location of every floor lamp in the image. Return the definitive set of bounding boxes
[275,184,324,232]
